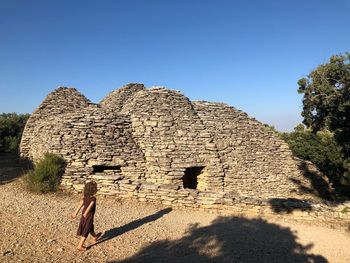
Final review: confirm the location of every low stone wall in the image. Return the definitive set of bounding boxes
[61,176,350,222]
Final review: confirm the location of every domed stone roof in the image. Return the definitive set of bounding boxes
[20,84,318,207]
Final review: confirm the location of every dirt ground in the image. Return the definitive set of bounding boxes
[1,154,350,263]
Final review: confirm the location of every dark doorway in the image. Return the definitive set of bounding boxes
[183,167,204,189]
[93,165,121,173]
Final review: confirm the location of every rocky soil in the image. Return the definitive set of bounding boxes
[1,154,350,263]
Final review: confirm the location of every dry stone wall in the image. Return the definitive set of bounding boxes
[193,101,308,199]
[20,87,95,160]
[100,83,145,111]
[21,84,321,210]
[115,87,225,192]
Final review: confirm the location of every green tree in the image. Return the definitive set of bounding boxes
[0,113,30,153]
[280,126,343,185]
[297,53,350,182]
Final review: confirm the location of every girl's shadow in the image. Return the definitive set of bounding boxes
[91,207,172,247]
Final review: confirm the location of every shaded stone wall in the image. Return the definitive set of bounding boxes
[193,101,308,198]
[21,84,319,207]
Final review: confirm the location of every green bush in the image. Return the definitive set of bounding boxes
[280,125,346,191]
[3,136,20,152]
[25,153,65,193]
[0,113,30,153]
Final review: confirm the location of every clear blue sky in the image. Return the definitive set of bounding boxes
[1,0,349,131]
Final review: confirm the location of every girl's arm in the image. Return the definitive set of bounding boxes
[71,199,84,219]
[83,200,95,218]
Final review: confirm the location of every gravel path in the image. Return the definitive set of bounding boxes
[1,155,350,262]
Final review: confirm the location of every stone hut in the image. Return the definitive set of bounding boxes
[20,84,316,208]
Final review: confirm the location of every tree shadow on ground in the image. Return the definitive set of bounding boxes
[0,153,31,185]
[108,216,327,263]
[92,208,172,246]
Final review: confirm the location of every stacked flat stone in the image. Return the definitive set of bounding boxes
[117,87,225,191]
[21,84,331,211]
[192,101,305,198]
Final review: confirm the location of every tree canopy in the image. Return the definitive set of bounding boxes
[297,53,350,181]
[0,113,30,153]
[280,126,344,191]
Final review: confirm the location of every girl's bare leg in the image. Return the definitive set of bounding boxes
[91,231,102,243]
[77,237,87,251]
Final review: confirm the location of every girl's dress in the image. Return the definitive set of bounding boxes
[77,196,96,238]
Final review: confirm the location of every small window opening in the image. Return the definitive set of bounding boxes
[93,165,121,173]
[183,167,204,189]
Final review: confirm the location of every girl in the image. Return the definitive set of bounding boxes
[71,181,101,251]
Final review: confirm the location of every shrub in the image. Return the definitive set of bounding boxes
[3,136,20,152]
[0,113,30,153]
[280,125,347,194]
[25,153,65,193]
